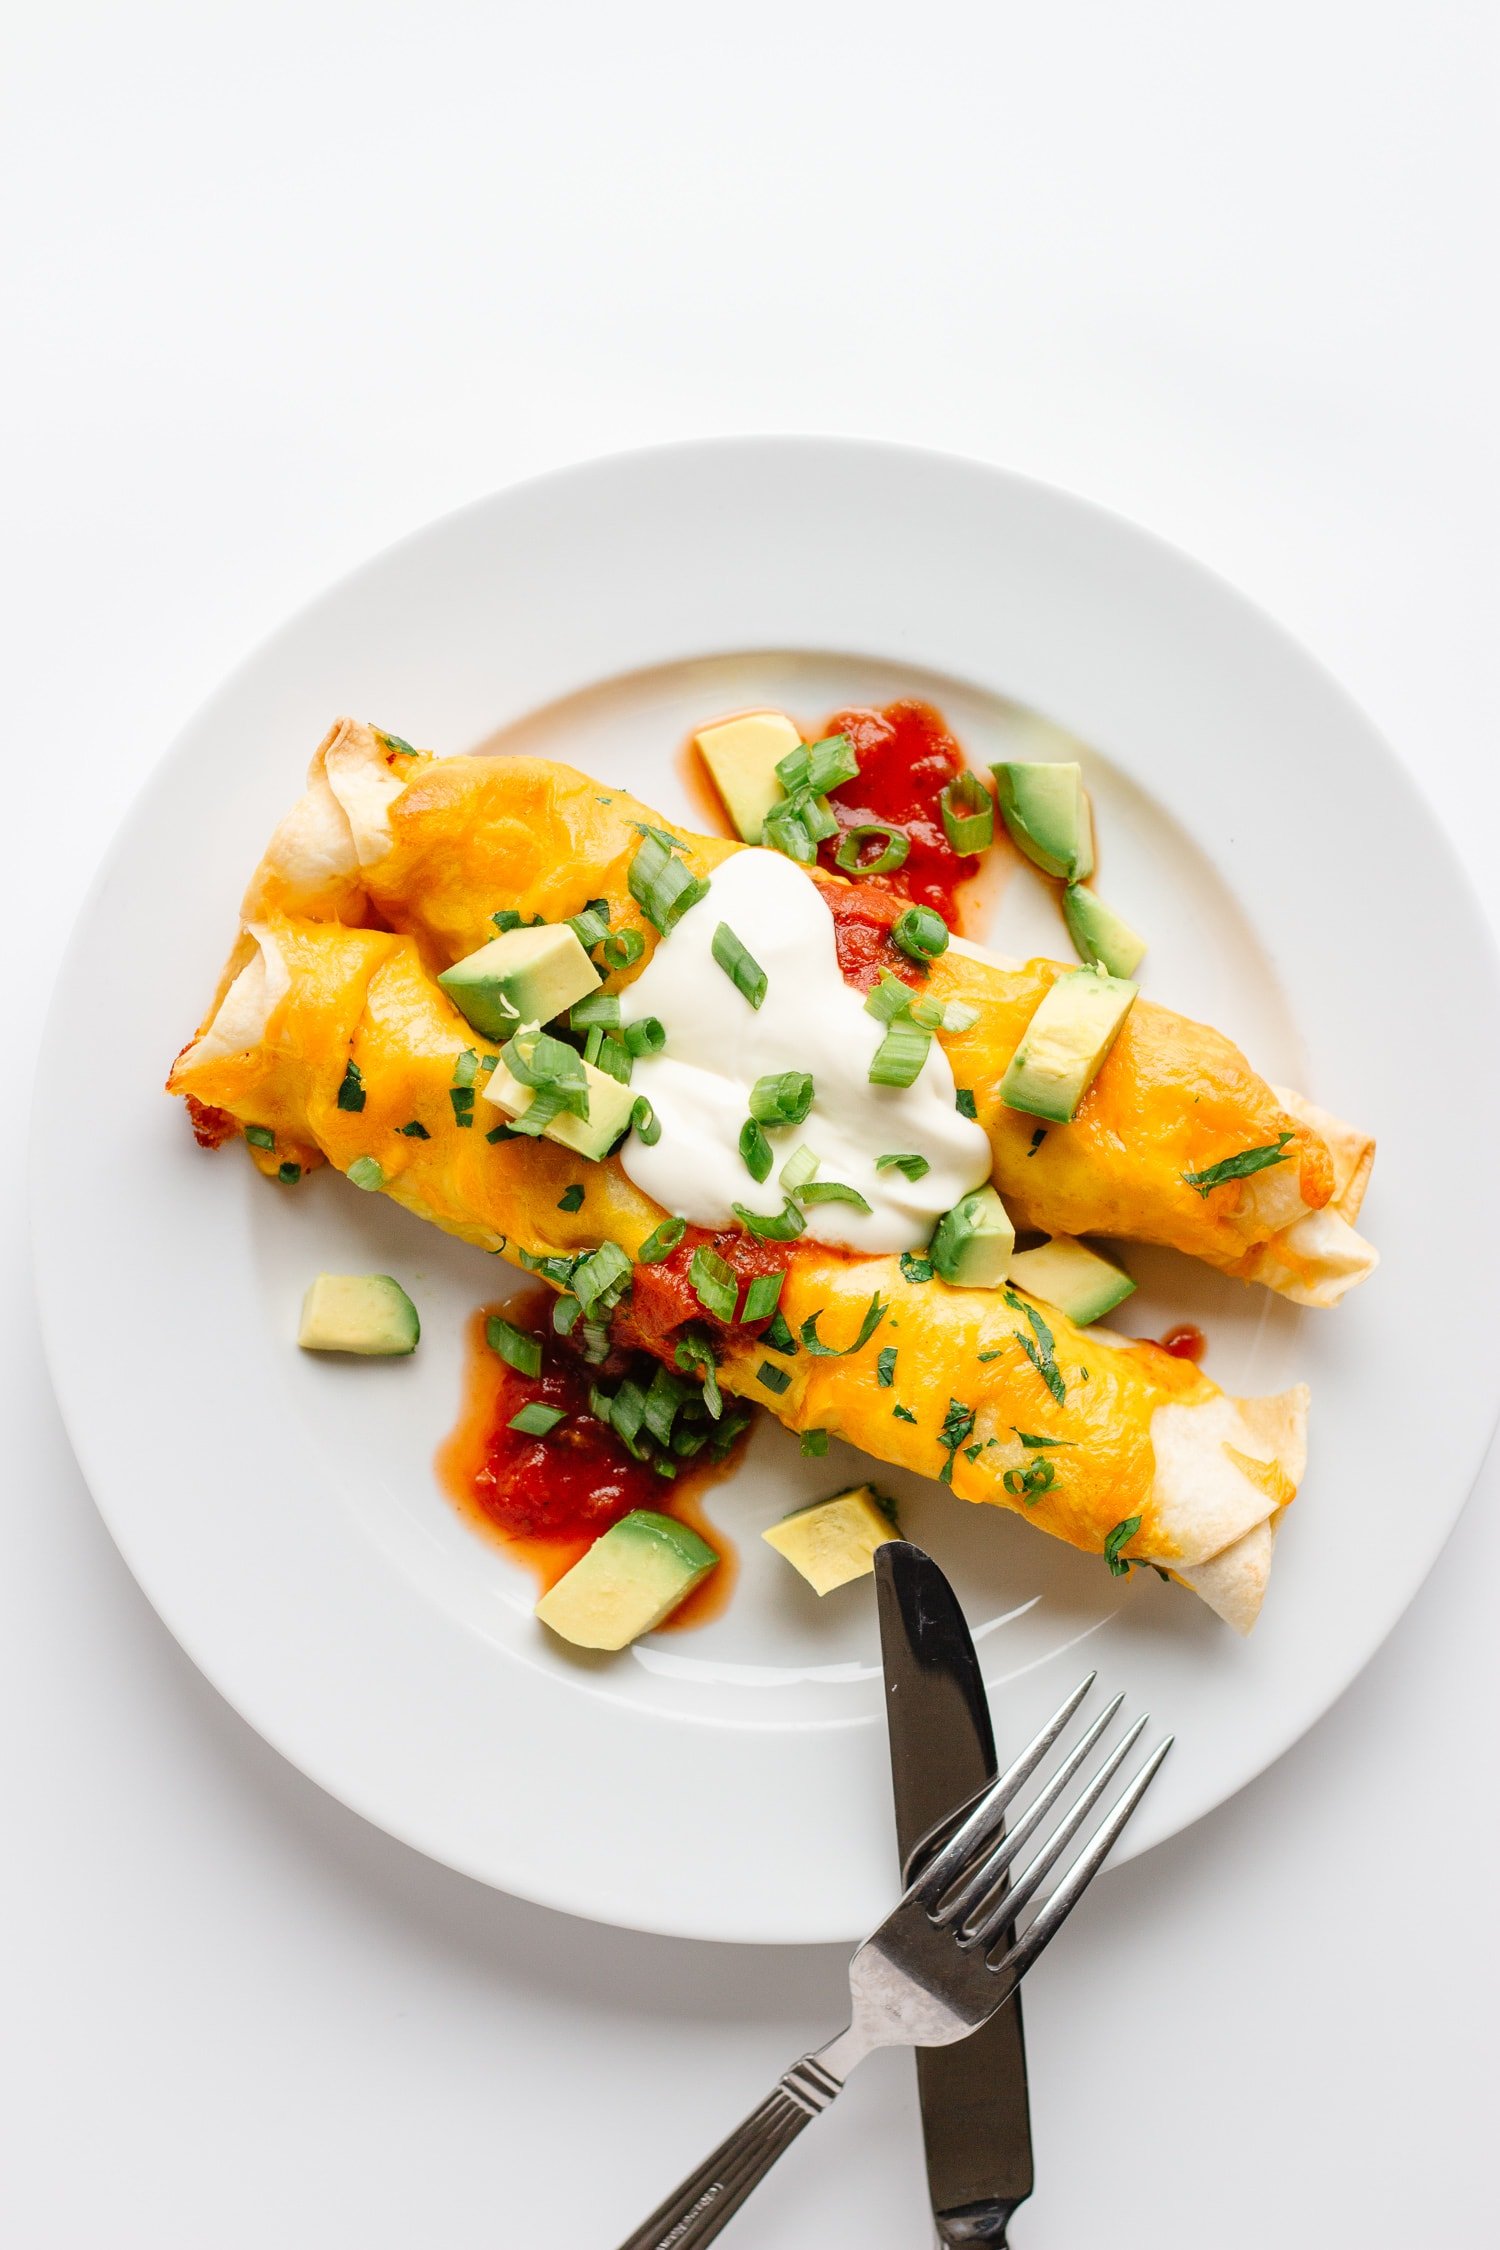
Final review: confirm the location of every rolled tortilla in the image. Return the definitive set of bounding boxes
[236,720,1375,1306]
[169,916,1307,1627]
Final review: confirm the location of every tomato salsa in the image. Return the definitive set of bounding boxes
[437,1294,745,1626]
[1156,1323,1207,1363]
[817,700,981,921]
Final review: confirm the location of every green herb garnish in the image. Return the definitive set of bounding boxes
[892,1403,917,1423]
[891,905,950,965]
[798,1180,872,1214]
[623,1016,665,1056]
[876,1346,897,1387]
[732,1199,807,1242]
[900,1252,934,1284]
[486,1317,542,1377]
[509,1402,565,1438]
[637,1214,687,1264]
[800,1429,829,1456]
[739,1118,774,1183]
[570,991,620,1033]
[374,729,418,757]
[557,1184,585,1213]
[800,1291,888,1358]
[1005,1288,1066,1405]
[628,828,710,936]
[757,1360,792,1395]
[937,1398,976,1485]
[749,1070,815,1127]
[397,1119,430,1138]
[1181,1132,1294,1199]
[277,1161,301,1185]
[711,922,768,1010]
[955,1088,978,1119]
[1104,1515,1143,1576]
[762,1309,798,1354]
[742,1270,785,1323]
[601,928,646,973]
[939,771,995,855]
[336,1060,366,1112]
[1026,1128,1047,1157]
[346,1156,384,1191]
[875,1152,929,1181]
[689,1245,739,1323]
[835,823,910,876]
[244,1124,275,1150]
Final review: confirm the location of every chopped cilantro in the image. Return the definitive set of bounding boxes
[1104,1515,1143,1576]
[336,1060,365,1112]
[1181,1132,1294,1199]
[876,1346,897,1388]
[900,1252,934,1285]
[937,1399,975,1483]
[397,1120,431,1138]
[557,1184,585,1213]
[955,1088,978,1119]
[892,1403,918,1423]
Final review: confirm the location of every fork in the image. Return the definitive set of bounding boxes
[615,1673,1170,2250]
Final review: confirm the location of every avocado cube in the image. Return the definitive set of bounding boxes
[535,1511,718,1649]
[1063,884,1146,979]
[482,1037,637,1160]
[1006,1235,1135,1325]
[297,1273,420,1356]
[1000,966,1137,1123]
[694,709,803,844]
[930,1185,1016,1288]
[439,925,600,1042]
[762,1486,898,1596]
[992,762,1094,881]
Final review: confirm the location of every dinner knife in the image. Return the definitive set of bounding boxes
[875,1541,1033,2246]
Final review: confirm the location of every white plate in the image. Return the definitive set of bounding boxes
[32,439,1500,1943]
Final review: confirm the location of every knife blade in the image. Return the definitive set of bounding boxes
[875,1541,1033,2246]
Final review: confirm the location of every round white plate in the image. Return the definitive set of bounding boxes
[32,439,1500,1943]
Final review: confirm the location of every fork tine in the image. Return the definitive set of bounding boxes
[962,1714,1149,1946]
[932,1693,1126,1930]
[915,1673,1096,1906]
[983,1736,1174,1979]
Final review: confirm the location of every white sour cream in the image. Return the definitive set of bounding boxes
[617,848,991,1252]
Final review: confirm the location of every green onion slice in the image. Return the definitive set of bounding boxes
[732,1198,807,1242]
[630,1094,660,1144]
[346,1156,384,1190]
[592,1035,633,1086]
[628,829,711,935]
[572,1240,632,1318]
[891,905,949,964]
[689,1246,739,1323]
[557,1184,584,1212]
[486,1317,542,1376]
[508,1402,564,1437]
[799,1180,873,1213]
[779,1143,819,1193]
[835,824,910,876]
[567,899,611,951]
[875,1152,929,1180]
[800,1428,830,1456]
[864,970,918,1024]
[748,1070,814,1126]
[336,1059,366,1112]
[277,1161,302,1184]
[757,1361,792,1395]
[739,1118,773,1183]
[943,1002,979,1034]
[762,1309,797,1353]
[569,991,620,1032]
[775,732,859,797]
[244,1124,275,1150]
[870,1017,932,1088]
[742,1269,786,1322]
[762,799,818,866]
[623,1016,666,1056]
[800,1291,888,1357]
[601,928,646,972]
[637,1214,687,1263]
[940,771,995,855]
[711,922,768,1009]
[674,1333,724,1418]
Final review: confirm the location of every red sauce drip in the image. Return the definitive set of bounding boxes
[184,1094,238,1149]
[436,1297,742,1628]
[1157,1323,1207,1363]
[817,700,980,919]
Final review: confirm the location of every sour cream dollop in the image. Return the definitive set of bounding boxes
[617,848,991,1253]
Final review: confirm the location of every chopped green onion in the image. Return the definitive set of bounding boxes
[608,1379,649,1449]
[347,1157,384,1191]
[628,829,711,935]
[567,899,611,952]
[891,906,950,964]
[277,1161,302,1185]
[794,790,839,844]
[800,1291,888,1357]
[501,1030,590,1118]
[570,991,620,1032]
[763,1309,797,1353]
[876,1346,897,1387]
[780,1143,819,1192]
[689,1246,739,1323]
[642,1364,693,1446]
[602,928,646,972]
[711,922,768,1009]
[592,1035,633,1086]
[572,1240,632,1319]
[397,1119,431,1139]
[800,1428,830,1456]
[630,1094,660,1144]
[486,1317,542,1376]
[452,1050,481,1088]
[240,1124,274,1151]
[336,1060,366,1112]
[940,771,995,854]
[510,1404,568,1440]
[732,1199,807,1242]
[557,1184,585,1213]
[742,1270,786,1322]
[775,733,859,797]
[637,1214,687,1263]
[799,1180,873,1213]
[552,1293,582,1334]
[739,1118,773,1183]
[943,1002,980,1034]
[864,971,918,1024]
[762,798,817,865]
[449,1086,476,1126]
[758,1361,792,1395]
[876,1152,929,1180]
[955,1088,978,1119]
[623,1016,666,1056]
[870,1017,932,1088]
[673,1333,723,1418]
[835,824,910,876]
[486,1122,516,1143]
[749,1071,815,1126]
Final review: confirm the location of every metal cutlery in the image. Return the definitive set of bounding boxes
[615,1673,1171,2250]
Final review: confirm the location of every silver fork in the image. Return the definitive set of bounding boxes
[615,1674,1170,2250]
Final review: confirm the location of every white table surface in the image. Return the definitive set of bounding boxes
[5,5,1496,2243]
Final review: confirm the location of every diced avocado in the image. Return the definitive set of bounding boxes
[762,1485,898,1596]
[930,1185,1016,1288]
[1063,885,1146,978]
[1006,1236,1135,1324]
[535,1510,718,1649]
[992,762,1094,881]
[694,710,803,843]
[1000,966,1137,1123]
[483,1037,636,1159]
[297,1273,420,1356]
[439,926,600,1042]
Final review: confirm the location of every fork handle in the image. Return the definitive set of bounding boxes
[614,2053,845,2249]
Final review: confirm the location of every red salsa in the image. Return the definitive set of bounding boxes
[437,1295,745,1626]
[1157,1323,1207,1363]
[817,700,981,921]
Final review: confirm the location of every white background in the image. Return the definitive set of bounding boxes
[4,3,1496,2243]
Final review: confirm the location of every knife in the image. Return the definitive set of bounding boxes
[875,1541,1033,2246]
